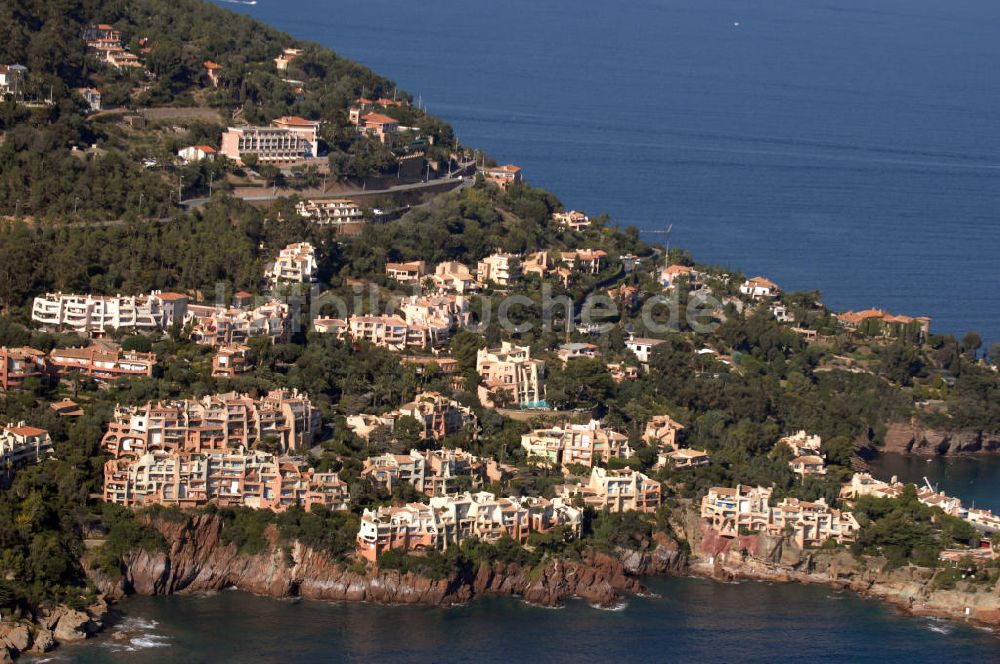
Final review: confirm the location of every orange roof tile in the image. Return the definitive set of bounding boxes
[363,112,399,125]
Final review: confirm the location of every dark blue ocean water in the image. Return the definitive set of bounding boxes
[217,0,1000,343]
[47,578,1000,663]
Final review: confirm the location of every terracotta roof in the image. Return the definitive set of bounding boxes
[746,276,779,289]
[203,60,221,70]
[191,145,216,153]
[363,112,398,125]
[157,291,189,301]
[8,425,46,437]
[273,115,319,127]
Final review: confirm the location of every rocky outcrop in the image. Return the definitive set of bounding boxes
[0,599,106,660]
[85,513,686,610]
[883,421,1000,456]
[692,523,1000,629]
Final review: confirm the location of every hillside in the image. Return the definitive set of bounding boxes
[0,0,999,659]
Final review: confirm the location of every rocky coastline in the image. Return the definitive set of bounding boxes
[881,422,1000,456]
[81,514,684,609]
[7,508,999,659]
[691,523,1000,631]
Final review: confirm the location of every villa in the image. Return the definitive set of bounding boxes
[476,342,546,407]
[1,423,53,472]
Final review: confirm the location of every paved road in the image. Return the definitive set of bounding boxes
[181,161,477,209]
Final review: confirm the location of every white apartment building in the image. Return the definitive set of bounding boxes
[32,291,189,336]
[185,300,291,347]
[220,126,308,164]
[265,242,318,285]
[296,199,365,225]
[1,423,53,471]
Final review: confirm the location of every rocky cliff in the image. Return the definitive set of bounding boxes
[882,421,1000,455]
[84,514,685,611]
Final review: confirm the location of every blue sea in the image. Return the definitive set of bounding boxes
[58,1,998,660]
[219,0,1000,344]
[47,577,1000,663]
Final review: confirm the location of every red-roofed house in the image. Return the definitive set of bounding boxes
[481,164,523,189]
[178,145,217,163]
[1,422,53,470]
[358,112,400,143]
[740,276,780,299]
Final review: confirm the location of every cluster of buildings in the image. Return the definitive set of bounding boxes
[356,491,580,562]
[643,415,710,470]
[265,242,318,286]
[360,447,509,498]
[837,309,932,342]
[521,419,632,468]
[841,473,1000,534]
[701,485,860,548]
[1,423,53,473]
[100,390,335,510]
[382,248,610,294]
[219,115,321,164]
[778,431,827,479]
[315,293,469,351]
[82,24,142,70]
[560,466,662,513]
[101,389,320,458]
[476,342,546,408]
[346,391,477,443]
[1,344,156,389]
[31,291,291,347]
[104,447,348,511]
[348,97,411,144]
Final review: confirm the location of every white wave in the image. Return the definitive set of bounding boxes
[130,634,172,649]
[925,620,954,635]
[114,616,159,632]
[591,600,629,612]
